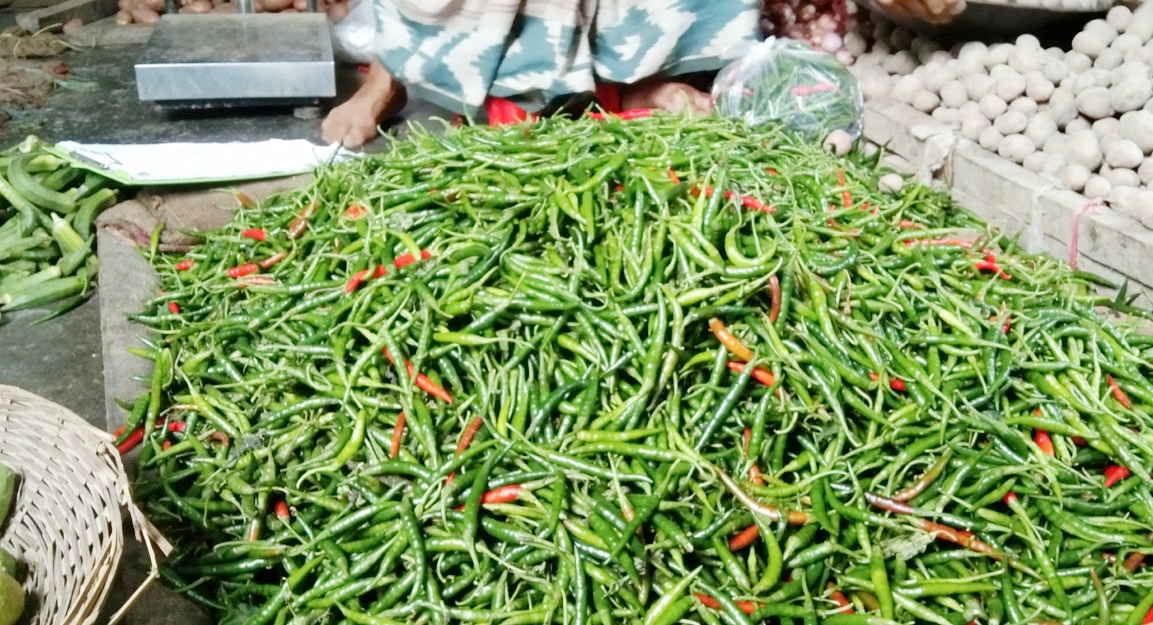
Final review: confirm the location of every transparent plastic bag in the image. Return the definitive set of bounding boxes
[330,0,375,64]
[711,37,864,142]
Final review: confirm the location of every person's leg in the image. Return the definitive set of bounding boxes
[321,60,405,149]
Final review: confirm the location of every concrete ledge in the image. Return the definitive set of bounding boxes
[864,98,1153,291]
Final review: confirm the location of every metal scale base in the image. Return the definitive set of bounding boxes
[135,13,336,108]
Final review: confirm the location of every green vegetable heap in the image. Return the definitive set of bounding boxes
[129,114,1153,625]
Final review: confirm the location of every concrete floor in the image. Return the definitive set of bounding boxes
[0,35,446,625]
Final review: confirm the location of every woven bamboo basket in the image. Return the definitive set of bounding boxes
[0,384,159,625]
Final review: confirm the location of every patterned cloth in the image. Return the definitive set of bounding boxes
[367,0,762,116]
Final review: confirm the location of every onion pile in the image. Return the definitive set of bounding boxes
[851,7,1153,227]
[762,0,874,65]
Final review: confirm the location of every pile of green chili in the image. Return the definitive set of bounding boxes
[126,113,1153,625]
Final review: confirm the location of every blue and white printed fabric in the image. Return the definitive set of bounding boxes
[368,0,761,115]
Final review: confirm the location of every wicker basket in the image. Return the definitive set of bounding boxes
[0,384,160,625]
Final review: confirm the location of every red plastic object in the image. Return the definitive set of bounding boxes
[486,96,530,126]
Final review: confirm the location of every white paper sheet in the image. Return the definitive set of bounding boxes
[54,139,360,185]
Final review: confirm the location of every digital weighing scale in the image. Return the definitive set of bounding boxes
[134,4,336,109]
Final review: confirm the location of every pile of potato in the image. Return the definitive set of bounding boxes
[114,0,347,25]
[851,5,1153,225]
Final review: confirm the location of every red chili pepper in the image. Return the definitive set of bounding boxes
[167,301,180,315]
[1107,374,1133,409]
[208,431,231,446]
[728,524,760,551]
[481,484,522,504]
[695,594,758,615]
[161,440,172,451]
[1143,606,1153,625]
[447,417,485,484]
[116,427,146,454]
[274,500,291,519]
[868,371,880,382]
[1072,436,1087,446]
[768,274,782,324]
[112,424,129,438]
[227,263,259,279]
[175,259,195,271]
[235,275,276,288]
[890,379,907,392]
[740,195,775,213]
[974,259,1011,280]
[1002,319,1012,334]
[828,585,853,615]
[726,361,776,388]
[1033,429,1054,456]
[382,349,454,404]
[394,249,432,269]
[613,184,625,193]
[1003,491,1018,505]
[668,167,680,184]
[837,168,852,208]
[765,168,778,175]
[260,251,288,270]
[168,421,186,433]
[372,264,388,279]
[240,228,266,242]
[390,411,406,459]
[344,204,369,220]
[345,268,371,293]
[1105,465,1131,488]
[742,427,752,455]
[896,219,922,229]
[748,463,765,486]
[1124,551,1146,573]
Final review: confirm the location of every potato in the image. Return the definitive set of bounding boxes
[1024,114,1057,147]
[1101,135,1122,156]
[1062,164,1092,191]
[1106,139,1144,168]
[965,74,996,102]
[1023,72,1054,103]
[182,0,210,12]
[1084,19,1118,42]
[979,126,1004,151]
[1043,132,1069,155]
[115,8,133,23]
[1041,152,1066,179]
[145,0,164,11]
[823,130,853,156]
[1065,51,1093,74]
[1076,86,1115,119]
[1105,166,1141,187]
[1042,59,1069,84]
[1083,175,1112,199]
[912,91,941,113]
[999,134,1035,164]
[1094,48,1124,70]
[1072,31,1108,59]
[1009,45,1042,74]
[1093,116,1121,136]
[1111,33,1143,54]
[883,51,918,75]
[939,80,968,108]
[994,111,1028,135]
[1110,77,1152,113]
[1023,151,1048,173]
[993,70,1027,101]
[1107,5,1133,32]
[1048,98,1080,128]
[979,94,1008,120]
[862,76,891,102]
[1071,72,1099,94]
[1009,97,1038,116]
[1068,120,1094,138]
[893,75,922,104]
[922,63,954,94]
[961,115,991,141]
[987,43,1013,68]
[1123,46,1153,64]
[879,174,904,193]
[1138,157,1153,184]
[844,32,868,57]
[1119,110,1153,154]
[1067,130,1104,170]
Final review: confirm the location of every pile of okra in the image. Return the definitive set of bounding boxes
[126,114,1153,625]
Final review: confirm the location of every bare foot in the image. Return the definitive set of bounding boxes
[621,80,712,115]
[322,60,405,150]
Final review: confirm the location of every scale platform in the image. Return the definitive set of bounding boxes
[135,13,336,107]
